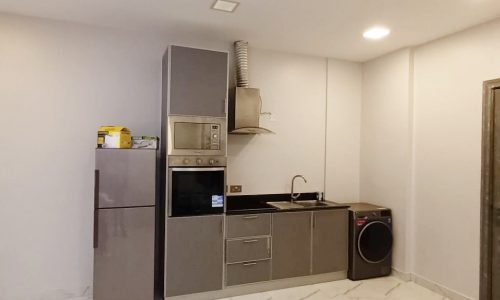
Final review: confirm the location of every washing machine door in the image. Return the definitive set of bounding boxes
[358,220,393,263]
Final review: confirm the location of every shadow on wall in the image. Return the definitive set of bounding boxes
[40,286,91,300]
[227,134,256,157]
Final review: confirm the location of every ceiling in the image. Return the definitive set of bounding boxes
[1,0,500,61]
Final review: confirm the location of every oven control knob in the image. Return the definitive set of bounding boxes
[209,159,215,165]
[183,159,190,165]
[196,158,202,165]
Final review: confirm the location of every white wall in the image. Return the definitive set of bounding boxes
[412,19,500,299]
[227,49,327,195]
[357,18,500,299]
[325,59,362,202]
[360,49,413,273]
[0,13,166,300]
[0,13,362,300]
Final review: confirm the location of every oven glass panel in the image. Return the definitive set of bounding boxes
[170,169,225,216]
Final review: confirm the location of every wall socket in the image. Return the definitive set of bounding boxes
[229,185,242,193]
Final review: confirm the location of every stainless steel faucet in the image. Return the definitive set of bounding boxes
[291,175,307,202]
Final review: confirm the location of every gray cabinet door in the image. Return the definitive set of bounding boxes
[312,209,348,274]
[165,215,224,297]
[96,149,156,208]
[169,45,228,117]
[272,211,312,279]
[93,207,155,300]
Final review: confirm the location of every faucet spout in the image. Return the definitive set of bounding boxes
[291,175,307,202]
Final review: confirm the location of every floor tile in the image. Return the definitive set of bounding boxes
[217,276,446,300]
[313,279,361,297]
[387,282,444,300]
[345,277,403,298]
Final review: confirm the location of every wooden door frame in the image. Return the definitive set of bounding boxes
[481,78,500,300]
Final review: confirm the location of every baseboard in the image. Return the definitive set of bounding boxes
[165,271,347,300]
[391,268,412,282]
[391,268,473,300]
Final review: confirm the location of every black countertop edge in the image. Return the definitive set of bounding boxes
[226,192,320,212]
[227,192,320,203]
[225,208,278,215]
[226,192,350,215]
[225,204,349,215]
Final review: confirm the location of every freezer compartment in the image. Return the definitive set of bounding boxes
[95,149,156,208]
[93,206,155,300]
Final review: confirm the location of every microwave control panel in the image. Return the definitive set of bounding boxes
[210,124,220,150]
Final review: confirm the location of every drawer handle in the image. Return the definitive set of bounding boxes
[243,262,257,266]
[242,215,259,220]
[243,239,259,243]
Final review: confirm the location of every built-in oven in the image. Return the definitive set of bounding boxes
[167,115,226,156]
[167,156,226,217]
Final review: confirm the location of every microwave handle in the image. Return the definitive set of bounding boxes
[170,167,225,172]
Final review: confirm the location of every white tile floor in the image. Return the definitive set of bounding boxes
[217,276,449,300]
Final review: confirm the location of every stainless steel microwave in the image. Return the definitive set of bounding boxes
[167,115,226,156]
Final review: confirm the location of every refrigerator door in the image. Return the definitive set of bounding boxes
[95,149,156,208]
[93,206,155,300]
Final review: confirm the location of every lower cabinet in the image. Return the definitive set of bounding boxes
[165,215,224,297]
[226,260,271,286]
[225,213,272,286]
[312,209,348,274]
[271,211,312,279]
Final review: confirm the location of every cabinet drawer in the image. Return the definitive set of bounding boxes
[226,237,270,263]
[226,260,271,286]
[226,214,271,238]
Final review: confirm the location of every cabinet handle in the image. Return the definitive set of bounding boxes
[243,262,257,266]
[93,170,100,249]
[243,215,259,220]
[220,218,223,234]
[243,239,258,243]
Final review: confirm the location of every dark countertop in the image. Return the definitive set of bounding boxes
[225,193,350,215]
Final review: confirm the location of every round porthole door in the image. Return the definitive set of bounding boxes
[357,221,393,263]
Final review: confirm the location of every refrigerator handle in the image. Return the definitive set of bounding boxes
[93,169,100,249]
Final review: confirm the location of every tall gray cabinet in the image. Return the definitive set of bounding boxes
[165,45,228,117]
[165,215,224,297]
[93,149,157,300]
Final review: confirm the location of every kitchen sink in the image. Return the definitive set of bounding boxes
[295,200,329,207]
[267,201,304,210]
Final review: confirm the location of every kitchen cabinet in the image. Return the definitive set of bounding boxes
[226,213,271,238]
[166,45,228,117]
[312,209,348,274]
[271,211,312,279]
[225,213,272,286]
[226,237,270,264]
[165,215,224,297]
[226,260,271,286]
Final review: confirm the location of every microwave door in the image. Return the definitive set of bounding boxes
[168,168,225,217]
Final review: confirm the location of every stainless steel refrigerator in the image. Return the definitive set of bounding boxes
[93,148,157,300]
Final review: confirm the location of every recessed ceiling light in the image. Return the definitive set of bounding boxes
[363,27,391,40]
[211,0,240,12]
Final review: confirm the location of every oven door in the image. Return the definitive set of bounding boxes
[168,167,225,217]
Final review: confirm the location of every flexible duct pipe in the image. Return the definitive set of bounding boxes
[234,40,249,88]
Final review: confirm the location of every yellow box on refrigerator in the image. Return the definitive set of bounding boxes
[97,126,132,148]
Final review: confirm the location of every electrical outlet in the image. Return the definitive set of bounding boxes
[230,185,242,193]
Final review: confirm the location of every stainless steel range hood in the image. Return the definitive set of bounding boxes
[228,41,274,135]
